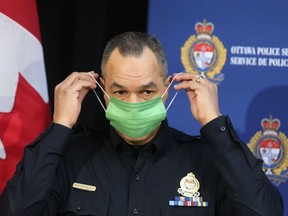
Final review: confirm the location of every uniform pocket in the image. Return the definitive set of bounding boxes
[60,186,109,216]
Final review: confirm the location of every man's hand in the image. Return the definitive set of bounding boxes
[53,71,99,128]
[173,73,220,126]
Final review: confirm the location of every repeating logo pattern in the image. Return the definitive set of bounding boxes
[248,116,288,186]
[181,19,227,85]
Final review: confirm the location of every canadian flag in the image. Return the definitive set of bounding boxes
[0,1,51,193]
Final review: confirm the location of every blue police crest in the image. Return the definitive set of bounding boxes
[181,19,226,85]
[247,116,288,186]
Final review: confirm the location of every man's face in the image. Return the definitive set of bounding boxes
[101,47,170,144]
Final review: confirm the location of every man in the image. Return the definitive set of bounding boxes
[0,32,284,215]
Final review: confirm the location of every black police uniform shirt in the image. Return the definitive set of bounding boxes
[0,116,284,216]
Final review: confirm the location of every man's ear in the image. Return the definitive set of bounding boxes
[165,75,172,87]
[99,77,109,104]
[99,77,105,88]
[163,75,172,102]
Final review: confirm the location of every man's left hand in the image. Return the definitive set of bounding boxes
[173,73,220,126]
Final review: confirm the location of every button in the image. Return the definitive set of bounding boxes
[135,174,140,181]
[133,208,138,215]
[220,126,226,131]
[76,207,82,212]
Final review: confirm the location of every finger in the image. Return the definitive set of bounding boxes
[55,78,96,97]
[69,79,97,92]
[173,79,201,91]
[61,71,99,88]
[173,72,200,82]
[86,71,100,82]
[74,72,100,86]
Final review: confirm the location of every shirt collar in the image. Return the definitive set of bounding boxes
[107,119,173,159]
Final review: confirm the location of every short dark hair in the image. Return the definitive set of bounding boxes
[101,32,168,78]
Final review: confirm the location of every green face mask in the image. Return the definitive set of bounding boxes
[106,96,166,138]
[88,72,181,138]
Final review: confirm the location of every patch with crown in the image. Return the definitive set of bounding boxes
[248,115,288,186]
[168,172,209,207]
[181,19,227,85]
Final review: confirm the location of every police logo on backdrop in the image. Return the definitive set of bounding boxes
[248,116,288,186]
[181,19,226,85]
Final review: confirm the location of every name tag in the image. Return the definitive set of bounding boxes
[72,182,97,192]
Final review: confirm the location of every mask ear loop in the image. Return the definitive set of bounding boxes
[88,72,109,112]
[162,72,182,111]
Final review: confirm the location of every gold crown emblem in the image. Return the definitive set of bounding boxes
[261,115,280,136]
[195,19,214,36]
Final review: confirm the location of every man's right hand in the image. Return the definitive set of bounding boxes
[53,71,99,128]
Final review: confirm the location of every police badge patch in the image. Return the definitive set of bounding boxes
[169,172,209,207]
[248,116,288,186]
[181,19,227,85]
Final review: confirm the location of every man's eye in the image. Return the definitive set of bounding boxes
[114,90,126,95]
[143,90,154,95]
